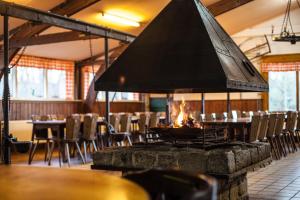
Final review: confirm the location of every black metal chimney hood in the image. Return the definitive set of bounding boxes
[95,0,269,93]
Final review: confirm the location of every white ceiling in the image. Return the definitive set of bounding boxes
[1,0,299,61]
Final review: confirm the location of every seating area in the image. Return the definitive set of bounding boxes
[1,0,300,199]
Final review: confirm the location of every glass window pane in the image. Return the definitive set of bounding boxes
[0,68,16,98]
[17,67,45,99]
[47,69,66,99]
[269,71,296,111]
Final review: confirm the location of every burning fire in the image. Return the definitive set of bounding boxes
[174,98,187,127]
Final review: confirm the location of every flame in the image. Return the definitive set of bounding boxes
[174,98,187,127]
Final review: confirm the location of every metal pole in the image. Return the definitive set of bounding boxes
[2,15,11,164]
[227,92,231,113]
[166,94,171,125]
[201,93,205,114]
[104,36,110,124]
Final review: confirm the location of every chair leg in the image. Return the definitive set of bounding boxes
[127,135,132,146]
[28,140,39,164]
[65,143,71,167]
[83,141,88,163]
[289,132,297,151]
[48,141,55,166]
[272,138,281,160]
[276,136,286,157]
[44,140,50,162]
[75,142,85,164]
[57,142,62,168]
[92,140,98,152]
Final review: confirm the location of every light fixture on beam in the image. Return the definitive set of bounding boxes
[271,0,300,45]
[101,12,140,27]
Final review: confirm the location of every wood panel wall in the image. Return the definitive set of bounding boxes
[0,99,261,121]
[172,99,263,114]
[0,100,83,121]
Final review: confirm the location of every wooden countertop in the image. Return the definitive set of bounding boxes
[0,166,149,200]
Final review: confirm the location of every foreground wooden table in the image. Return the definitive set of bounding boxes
[0,166,149,200]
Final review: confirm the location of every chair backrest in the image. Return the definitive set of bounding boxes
[249,115,261,142]
[257,114,269,141]
[138,113,150,133]
[40,115,50,121]
[286,111,297,132]
[266,114,277,137]
[120,113,132,133]
[65,115,81,140]
[149,112,160,128]
[275,113,285,136]
[297,112,300,130]
[31,115,41,121]
[110,114,120,132]
[83,114,98,140]
[223,112,228,119]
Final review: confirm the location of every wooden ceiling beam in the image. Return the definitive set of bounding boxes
[6,31,101,48]
[208,0,254,16]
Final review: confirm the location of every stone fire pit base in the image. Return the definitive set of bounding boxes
[93,142,272,200]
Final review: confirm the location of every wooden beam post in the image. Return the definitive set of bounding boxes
[2,15,11,164]
[201,93,205,114]
[104,36,110,124]
[227,92,231,113]
[166,94,171,125]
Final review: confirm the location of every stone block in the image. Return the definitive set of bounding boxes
[177,150,207,173]
[207,150,235,174]
[133,151,157,168]
[92,151,114,166]
[234,149,251,170]
[156,152,178,168]
[249,147,259,164]
[112,149,133,167]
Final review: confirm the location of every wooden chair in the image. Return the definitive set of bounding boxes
[82,114,99,162]
[295,112,300,146]
[274,114,288,157]
[48,115,85,167]
[28,115,51,164]
[266,114,281,159]
[248,115,261,143]
[135,113,150,142]
[283,111,297,152]
[108,114,132,146]
[257,114,269,142]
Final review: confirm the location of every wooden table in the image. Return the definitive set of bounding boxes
[0,166,149,200]
[201,118,252,142]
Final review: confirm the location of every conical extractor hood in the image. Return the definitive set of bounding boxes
[95,0,268,93]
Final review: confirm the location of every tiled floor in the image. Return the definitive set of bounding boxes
[248,151,300,200]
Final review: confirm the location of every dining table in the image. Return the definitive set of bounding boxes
[0,166,149,200]
[200,117,252,142]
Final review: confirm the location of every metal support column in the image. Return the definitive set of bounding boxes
[104,36,110,124]
[2,15,11,164]
[166,94,171,125]
[227,92,231,113]
[201,93,205,114]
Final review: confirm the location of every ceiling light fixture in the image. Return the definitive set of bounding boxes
[101,12,140,27]
[271,0,300,44]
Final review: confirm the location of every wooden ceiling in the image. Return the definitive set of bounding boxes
[0,0,299,61]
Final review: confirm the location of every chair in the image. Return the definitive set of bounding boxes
[248,115,261,143]
[266,114,281,159]
[82,114,99,162]
[109,113,132,146]
[124,169,217,200]
[28,115,51,164]
[274,114,288,157]
[48,115,85,167]
[295,112,300,145]
[283,111,297,152]
[135,113,150,142]
[257,115,269,142]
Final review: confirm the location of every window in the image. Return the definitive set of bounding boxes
[0,68,16,98]
[47,69,66,99]
[269,71,297,111]
[5,55,75,100]
[17,67,45,99]
[84,68,139,101]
